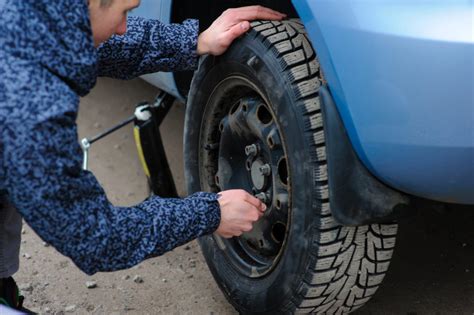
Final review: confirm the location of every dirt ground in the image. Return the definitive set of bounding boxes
[15,78,474,314]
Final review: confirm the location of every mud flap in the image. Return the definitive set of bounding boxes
[320,85,410,225]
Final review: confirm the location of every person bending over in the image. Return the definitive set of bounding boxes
[0,0,285,312]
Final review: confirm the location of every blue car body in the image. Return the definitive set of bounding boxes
[135,1,474,204]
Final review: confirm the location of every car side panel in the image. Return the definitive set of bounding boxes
[132,0,184,101]
[292,0,474,204]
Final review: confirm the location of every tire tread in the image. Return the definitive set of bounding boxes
[212,19,399,314]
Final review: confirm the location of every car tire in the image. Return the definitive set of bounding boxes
[184,19,398,314]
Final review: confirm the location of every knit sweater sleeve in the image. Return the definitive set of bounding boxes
[2,63,220,275]
[3,112,220,274]
[97,16,199,79]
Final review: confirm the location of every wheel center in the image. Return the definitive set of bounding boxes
[250,159,267,190]
[208,93,290,276]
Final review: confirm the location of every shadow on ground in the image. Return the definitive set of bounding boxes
[358,203,474,314]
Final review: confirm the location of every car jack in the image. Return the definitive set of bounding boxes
[80,91,178,198]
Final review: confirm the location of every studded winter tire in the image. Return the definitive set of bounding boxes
[184,19,398,314]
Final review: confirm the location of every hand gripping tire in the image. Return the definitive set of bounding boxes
[184,19,398,314]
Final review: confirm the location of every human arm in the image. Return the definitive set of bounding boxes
[2,64,265,275]
[97,6,286,79]
[2,63,261,276]
[3,107,221,274]
[97,16,199,79]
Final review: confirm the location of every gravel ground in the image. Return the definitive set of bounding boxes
[15,78,474,314]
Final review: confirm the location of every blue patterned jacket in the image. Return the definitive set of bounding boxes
[0,1,220,275]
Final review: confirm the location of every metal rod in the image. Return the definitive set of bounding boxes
[81,114,136,170]
[88,115,136,144]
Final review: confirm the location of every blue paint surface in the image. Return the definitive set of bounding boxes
[292,0,474,204]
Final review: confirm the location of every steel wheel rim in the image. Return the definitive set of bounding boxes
[198,76,291,278]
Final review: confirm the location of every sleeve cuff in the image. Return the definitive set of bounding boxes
[184,191,221,236]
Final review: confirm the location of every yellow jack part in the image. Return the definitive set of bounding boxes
[134,126,151,178]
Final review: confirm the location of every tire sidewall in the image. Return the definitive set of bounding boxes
[185,35,319,314]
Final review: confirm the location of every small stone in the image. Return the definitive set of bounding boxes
[43,282,49,287]
[44,307,51,313]
[122,275,130,280]
[187,274,194,279]
[19,283,33,292]
[93,122,102,129]
[21,240,27,244]
[184,245,191,250]
[86,281,97,289]
[65,305,76,312]
[43,242,50,247]
[59,260,69,268]
[86,305,95,312]
[133,275,143,283]
[21,228,26,234]
[188,259,197,268]
[162,278,167,283]
[23,253,32,260]
[114,144,121,150]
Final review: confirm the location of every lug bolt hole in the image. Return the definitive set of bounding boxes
[257,105,272,125]
[246,160,252,171]
[278,157,288,186]
[242,104,248,112]
[246,241,258,251]
[267,136,275,149]
[219,122,224,132]
[230,102,240,115]
[271,222,286,244]
[276,199,281,209]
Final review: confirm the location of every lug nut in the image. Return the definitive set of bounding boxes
[259,164,271,176]
[255,192,270,204]
[245,144,258,156]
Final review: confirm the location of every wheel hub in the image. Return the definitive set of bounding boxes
[250,159,270,191]
[212,95,291,276]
